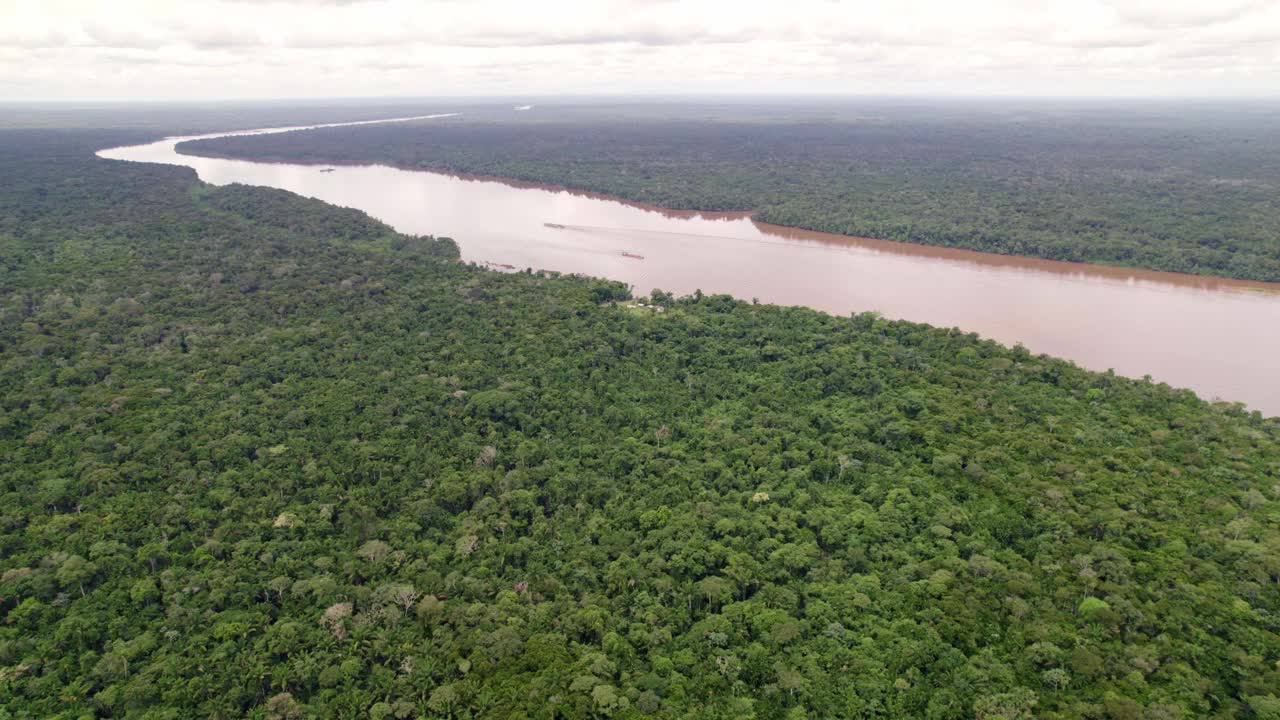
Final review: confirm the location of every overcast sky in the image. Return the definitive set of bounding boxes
[3,0,1278,101]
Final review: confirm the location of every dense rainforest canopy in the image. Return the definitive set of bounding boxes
[179,101,1280,282]
[1,125,1279,720]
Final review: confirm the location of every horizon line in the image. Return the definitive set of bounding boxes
[7,92,1280,106]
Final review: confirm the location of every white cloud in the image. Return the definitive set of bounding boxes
[0,0,1277,99]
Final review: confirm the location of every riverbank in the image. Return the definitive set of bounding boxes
[104,123,1280,414]
[176,143,1280,292]
[173,106,1280,283]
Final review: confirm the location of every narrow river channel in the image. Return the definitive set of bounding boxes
[99,117,1280,416]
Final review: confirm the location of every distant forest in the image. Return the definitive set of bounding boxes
[1,122,1278,718]
[180,101,1280,282]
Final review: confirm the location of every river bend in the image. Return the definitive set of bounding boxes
[98,117,1280,416]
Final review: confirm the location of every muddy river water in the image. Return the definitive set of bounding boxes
[99,118,1280,416]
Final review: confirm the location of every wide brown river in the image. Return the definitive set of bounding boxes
[100,118,1280,416]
